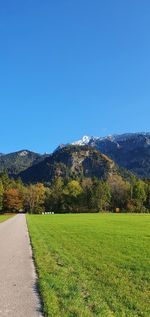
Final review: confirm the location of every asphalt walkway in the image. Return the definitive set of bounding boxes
[0,214,43,317]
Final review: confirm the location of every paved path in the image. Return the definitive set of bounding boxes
[0,214,43,317]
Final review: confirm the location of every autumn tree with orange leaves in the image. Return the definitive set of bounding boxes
[3,188,23,212]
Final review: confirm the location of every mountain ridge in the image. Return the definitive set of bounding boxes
[19,145,122,184]
[71,133,150,178]
[0,132,150,180]
[0,150,48,175]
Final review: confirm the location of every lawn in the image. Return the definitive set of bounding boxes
[0,214,14,223]
[27,214,150,317]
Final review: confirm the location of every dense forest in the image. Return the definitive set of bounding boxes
[0,172,150,213]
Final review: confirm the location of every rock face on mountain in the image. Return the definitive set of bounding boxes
[19,145,120,183]
[0,150,48,175]
[72,133,150,178]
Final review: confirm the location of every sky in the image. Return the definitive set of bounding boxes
[0,0,150,153]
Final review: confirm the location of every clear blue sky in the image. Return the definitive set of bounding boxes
[0,0,150,153]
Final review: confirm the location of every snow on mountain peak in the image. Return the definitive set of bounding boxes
[72,135,92,146]
[72,134,116,145]
[72,133,150,146]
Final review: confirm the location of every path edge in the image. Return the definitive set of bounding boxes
[25,214,45,317]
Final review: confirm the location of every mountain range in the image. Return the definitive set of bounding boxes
[0,132,150,182]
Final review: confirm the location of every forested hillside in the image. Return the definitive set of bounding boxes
[0,150,48,175]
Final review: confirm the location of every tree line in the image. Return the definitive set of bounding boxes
[0,172,150,213]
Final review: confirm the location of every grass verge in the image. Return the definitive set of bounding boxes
[0,214,14,223]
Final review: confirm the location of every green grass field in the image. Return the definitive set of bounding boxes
[27,214,150,317]
[0,214,13,223]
